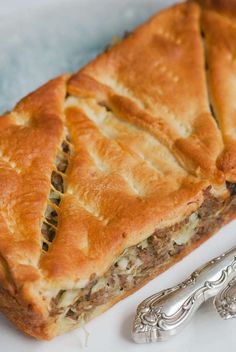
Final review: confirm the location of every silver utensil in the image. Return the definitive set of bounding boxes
[132,247,236,343]
[214,276,236,319]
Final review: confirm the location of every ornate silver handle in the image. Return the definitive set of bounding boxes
[132,247,236,343]
[214,276,236,319]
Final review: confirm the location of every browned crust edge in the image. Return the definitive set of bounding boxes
[0,287,50,340]
[1,208,234,340]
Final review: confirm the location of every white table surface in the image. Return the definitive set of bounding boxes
[0,0,235,351]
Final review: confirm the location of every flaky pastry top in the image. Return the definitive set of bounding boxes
[0,2,234,310]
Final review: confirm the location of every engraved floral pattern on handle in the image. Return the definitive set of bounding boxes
[132,250,236,343]
[214,276,236,319]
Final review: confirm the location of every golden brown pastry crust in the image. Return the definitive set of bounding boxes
[196,1,236,181]
[68,2,223,183]
[0,0,235,340]
[195,0,236,19]
[2,208,235,340]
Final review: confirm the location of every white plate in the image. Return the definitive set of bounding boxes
[0,1,236,351]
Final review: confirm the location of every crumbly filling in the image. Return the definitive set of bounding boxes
[41,133,71,252]
[50,188,236,325]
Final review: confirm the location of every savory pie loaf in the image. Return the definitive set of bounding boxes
[0,0,236,340]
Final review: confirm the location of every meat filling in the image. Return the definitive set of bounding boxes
[51,187,236,325]
[41,136,71,252]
